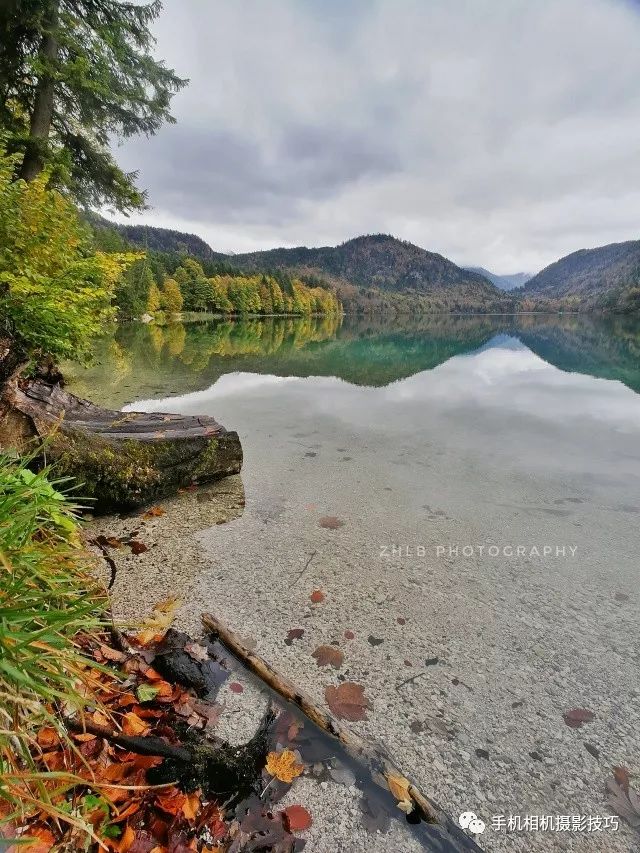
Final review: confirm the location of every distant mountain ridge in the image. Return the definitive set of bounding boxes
[92,217,640,314]
[90,213,227,261]
[464,266,532,291]
[94,221,512,313]
[521,239,640,312]
[232,234,496,294]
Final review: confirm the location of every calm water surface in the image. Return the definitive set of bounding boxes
[69,314,640,851]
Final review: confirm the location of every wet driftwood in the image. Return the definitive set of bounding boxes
[202,612,483,851]
[0,379,242,511]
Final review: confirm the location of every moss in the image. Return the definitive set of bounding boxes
[43,426,240,512]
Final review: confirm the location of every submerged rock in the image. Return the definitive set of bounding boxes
[0,379,242,511]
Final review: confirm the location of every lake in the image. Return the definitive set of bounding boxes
[69,313,640,852]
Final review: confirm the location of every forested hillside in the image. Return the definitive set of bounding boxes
[520,240,640,313]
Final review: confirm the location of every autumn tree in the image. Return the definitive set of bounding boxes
[147,281,162,313]
[1,0,186,211]
[0,145,134,366]
[162,277,183,313]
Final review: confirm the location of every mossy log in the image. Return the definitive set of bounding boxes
[0,379,242,511]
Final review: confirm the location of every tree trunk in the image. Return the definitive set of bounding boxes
[19,0,59,183]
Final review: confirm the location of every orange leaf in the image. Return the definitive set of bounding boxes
[143,667,164,682]
[325,682,370,721]
[122,711,149,736]
[265,748,303,783]
[311,645,344,669]
[143,506,165,518]
[182,790,201,820]
[112,801,141,823]
[282,804,312,832]
[72,733,97,743]
[112,823,135,852]
[21,826,56,852]
[155,788,186,817]
[36,727,59,748]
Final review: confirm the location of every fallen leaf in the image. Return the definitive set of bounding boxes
[122,711,150,736]
[98,644,128,663]
[36,727,59,748]
[282,804,312,832]
[386,771,414,814]
[143,506,165,518]
[182,791,201,820]
[284,628,305,646]
[136,597,181,646]
[367,635,384,646]
[184,641,209,663]
[325,682,370,721]
[397,617,406,625]
[613,766,631,794]
[136,684,160,703]
[328,761,356,787]
[311,646,344,669]
[265,748,304,783]
[319,516,344,529]
[113,823,135,852]
[310,590,324,603]
[229,682,244,694]
[155,789,186,817]
[129,540,148,555]
[344,630,355,640]
[563,708,595,728]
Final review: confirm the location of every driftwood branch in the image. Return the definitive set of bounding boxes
[201,611,441,824]
[65,717,193,763]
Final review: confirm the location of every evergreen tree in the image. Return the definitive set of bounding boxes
[115,260,153,318]
[1,0,186,211]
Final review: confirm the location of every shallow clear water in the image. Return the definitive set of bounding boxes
[69,313,640,851]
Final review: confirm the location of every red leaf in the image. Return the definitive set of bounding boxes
[229,682,244,694]
[130,540,148,555]
[344,630,355,640]
[613,765,630,793]
[310,590,325,603]
[282,804,312,832]
[563,708,595,728]
[325,682,370,721]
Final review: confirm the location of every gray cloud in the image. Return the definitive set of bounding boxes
[115,0,640,272]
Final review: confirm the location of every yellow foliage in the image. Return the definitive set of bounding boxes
[135,596,182,646]
[0,146,137,362]
[265,748,304,783]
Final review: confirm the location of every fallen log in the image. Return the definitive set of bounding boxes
[202,612,462,834]
[0,379,242,511]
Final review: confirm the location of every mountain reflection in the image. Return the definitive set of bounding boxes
[66,313,640,409]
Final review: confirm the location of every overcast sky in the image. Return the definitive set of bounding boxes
[113,0,640,274]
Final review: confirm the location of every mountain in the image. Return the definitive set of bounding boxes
[232,234,493,292]
[520,240,640,312]
[230,234,513,312]
[89,214,227,261]
[465,266,532,291]
[91,221,512,313]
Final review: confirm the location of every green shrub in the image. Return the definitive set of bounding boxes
[0,145,136,365]
[0,452,108,830]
